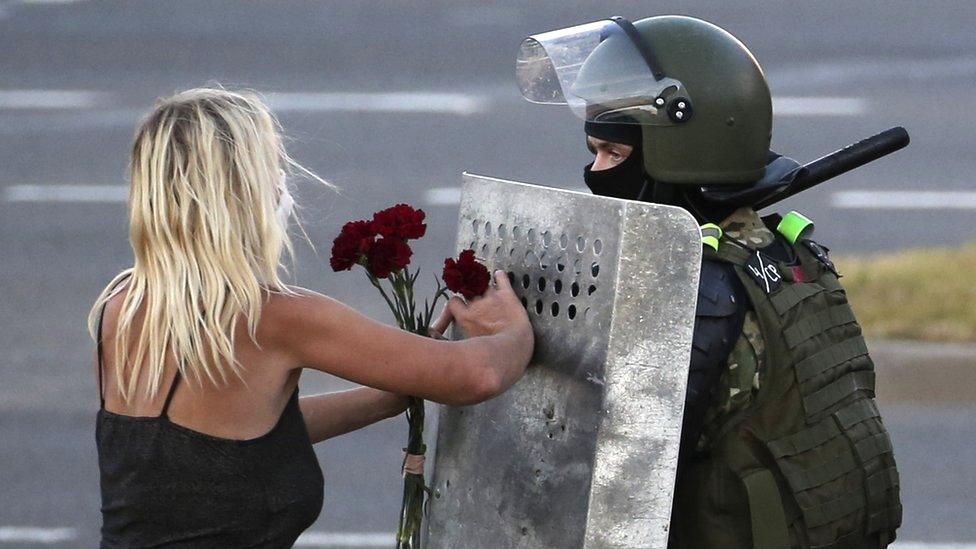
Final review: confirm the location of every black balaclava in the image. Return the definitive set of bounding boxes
[584,147,647,200]
[583,120,646,199]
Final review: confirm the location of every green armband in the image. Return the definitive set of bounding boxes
[700,223,723,251]
[776,211,814,244]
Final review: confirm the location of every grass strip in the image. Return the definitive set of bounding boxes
[836,242,976,343]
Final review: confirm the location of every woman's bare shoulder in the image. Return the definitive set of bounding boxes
[98,278,133,332]
[259,285,345,336]
[263,285,336,312]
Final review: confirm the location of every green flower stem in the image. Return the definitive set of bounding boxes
[389,270,412,332]
[360,270,453,548]
[399,272,414,333]
[405,270,418,329]
[403,270,418,333]
[366,273,405,328]
[396,397,427,548]
[421,282,449,336]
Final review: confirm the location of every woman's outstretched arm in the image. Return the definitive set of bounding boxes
[294,302,458,443]
[299,388,408,444]
[263,269,533,407]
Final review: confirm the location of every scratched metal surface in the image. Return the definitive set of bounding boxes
[425,173,701,548]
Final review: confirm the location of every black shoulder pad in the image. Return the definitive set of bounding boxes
[691,261,748,362]
[681,260,750,458]
[696,259,742,318]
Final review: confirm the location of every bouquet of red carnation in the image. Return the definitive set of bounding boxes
[330,204,489,548]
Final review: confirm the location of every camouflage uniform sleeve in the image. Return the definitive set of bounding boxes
[696,311,765,452]
[693,206,772,452]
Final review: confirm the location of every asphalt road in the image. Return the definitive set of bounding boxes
[0,1,974,547]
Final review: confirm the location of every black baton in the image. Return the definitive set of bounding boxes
[756,126,911,210]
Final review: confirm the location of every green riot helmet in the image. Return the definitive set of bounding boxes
[517,15,772,185]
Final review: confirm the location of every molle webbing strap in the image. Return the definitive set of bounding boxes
[868,503,903,535]
[855,432,894,464]
[700,223,723,251]
[770,284,825,316]
[780,450,858,492]
[741,469,790,549]
[814,527,867,549]
[776,211,814,244]
[834,398,881,430]
[783,305,858,349]
[802,370,876,416]
[866,467,900,505]
[768,420,841,459]
[768,398,882,458]
[794,338,871,384]
[802,488,865,528]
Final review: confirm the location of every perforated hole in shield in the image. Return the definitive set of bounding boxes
[463,218,602,325]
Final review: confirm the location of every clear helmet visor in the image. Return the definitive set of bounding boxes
[516,19,691,126]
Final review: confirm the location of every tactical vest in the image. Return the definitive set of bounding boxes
[669,213,901,549]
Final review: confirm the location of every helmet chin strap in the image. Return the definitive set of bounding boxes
[652,181,676,205]
[635,179,653,202]
[634,177,677,206]
[635,177,732,225]
[609,16,666,82]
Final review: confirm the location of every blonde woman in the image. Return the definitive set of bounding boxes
[90,88,533,547]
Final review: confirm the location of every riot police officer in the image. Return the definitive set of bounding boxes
[517,15,902,548]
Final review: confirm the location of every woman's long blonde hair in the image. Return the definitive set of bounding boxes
[88,87,327,403]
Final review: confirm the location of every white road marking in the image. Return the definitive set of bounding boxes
[0,527,76,543]
[0,89,863,119]
[5,184,592,207]
[0,90,107,109]
[424,185,591,206]
[424,187,462,206]
[771,55,976,89]
[773,96,868,116]
[832,190,976,210]
[0,90,487,115]
[293,532,392,547]
[265,92,488,115]
[3,184,127,203]
[7,184,462,206]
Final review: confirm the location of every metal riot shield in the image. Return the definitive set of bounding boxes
[425,173,702,548]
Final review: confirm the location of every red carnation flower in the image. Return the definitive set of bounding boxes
[330,220,376,272]
[371,204,427,240]
[367,236,413,279]
[442,249,490,299]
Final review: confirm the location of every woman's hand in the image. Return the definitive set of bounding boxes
[449,270,531,339]
[429,269,530,342]
[443,270,534,395]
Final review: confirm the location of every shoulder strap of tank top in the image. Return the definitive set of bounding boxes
[95,273,133,410]
[96,303,108,409]
[160,368,181,418]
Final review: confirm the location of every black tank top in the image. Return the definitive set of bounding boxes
[94,301,324,548]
